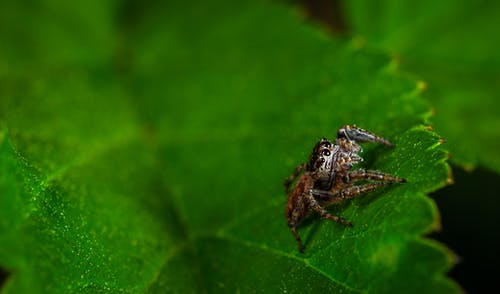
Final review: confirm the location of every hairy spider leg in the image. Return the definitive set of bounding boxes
[289,180,402,252]
[287,194,306,252]
[344,169,406,183]
[289,225,305,253]
[288,189,354,253]
[284,163,307,194]
[312,181,396,204]
[305,192,353,227]
[337,125,393,147]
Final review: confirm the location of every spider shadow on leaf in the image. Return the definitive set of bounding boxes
[353,187,389,209]
[360,144,392,169]
[299,187,391,252]
[300,200,354,251]
[351,144,397,208]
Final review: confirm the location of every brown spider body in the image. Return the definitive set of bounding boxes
[284,125,405,252]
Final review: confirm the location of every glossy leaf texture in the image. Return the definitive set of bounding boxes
[344,0,500,173]
[0,0,460,292]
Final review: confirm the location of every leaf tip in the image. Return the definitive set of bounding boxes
[431,215,442,232]
[417,80,428,92]
[438,138,447,144]
[424,125,434,132]
[445,175,454,185]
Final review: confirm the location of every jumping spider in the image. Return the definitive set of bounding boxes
[284,125,406,252]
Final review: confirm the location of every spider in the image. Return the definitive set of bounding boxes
[284,125,406,252]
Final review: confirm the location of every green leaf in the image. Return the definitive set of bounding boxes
[344,0,500,173]
[0,0,459,292]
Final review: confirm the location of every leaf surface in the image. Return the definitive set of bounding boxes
[0,0,459,292]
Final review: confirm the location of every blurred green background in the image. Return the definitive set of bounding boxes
[0,0,499,292]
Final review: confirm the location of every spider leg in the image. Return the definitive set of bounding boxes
[287,195,306,252]
[312,181,395,203]
[345,169,406,183]
[289,225,305,253]
[284,163,307,194]
[337,125,393,147]
[305,191,353,227]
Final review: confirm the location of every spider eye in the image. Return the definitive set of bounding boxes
[322,149,330,156]
[319,158,326,163]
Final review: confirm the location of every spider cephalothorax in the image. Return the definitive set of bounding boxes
[284,125,405,252]
[307,138,334,179]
